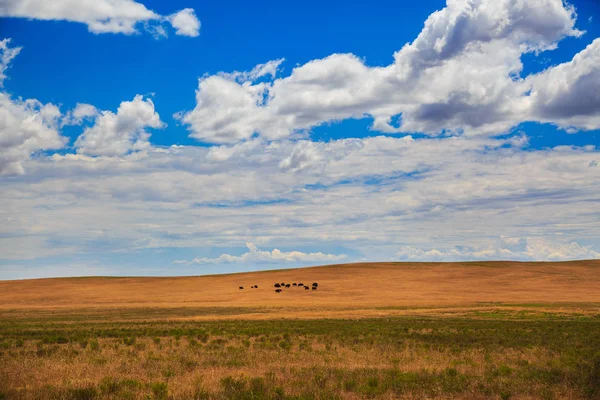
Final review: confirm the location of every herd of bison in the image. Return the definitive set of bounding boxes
[238,282,319,293]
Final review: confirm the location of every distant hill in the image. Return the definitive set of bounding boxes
[1,261,599,319]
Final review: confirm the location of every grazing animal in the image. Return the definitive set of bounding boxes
[255,285,258,288]
[281,282,285,286]
[298,283,304,287]
[293,283,297,286]
[304,286,309,290]
[274,283,281,288]
[275,289,282,293]
[312,286,317,290]
[285,284,291,288]
[239,286,244,290]
[312,282,318,287]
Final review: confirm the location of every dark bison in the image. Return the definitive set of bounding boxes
[239,286,244,290]
[304,286,309,290]
[285,284,291,288]
[254,285,258,288]
[312,286,317,290]
[312,282,318,287]
[292,283,297,286]
[298,283,304,286]
[275,289,282,293]
[281,282,285,286]
[274,283,281,288]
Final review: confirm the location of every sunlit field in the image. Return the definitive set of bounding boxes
[1,261,599,399]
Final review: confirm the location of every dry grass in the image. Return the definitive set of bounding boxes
[1,261,599,319]
[1,261,599,399]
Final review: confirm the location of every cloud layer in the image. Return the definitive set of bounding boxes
[179,0,595,144]
[397,238,600,262]
[0,0,200,37]
[174,243,347,265]
[1,134,598,263]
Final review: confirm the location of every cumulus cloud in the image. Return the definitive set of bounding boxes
[0,38,20,87]
[527,38,600,131]
[62,103,98,126]
[167,8,200,37]
[0,39,66,175]
[0,0,200,37]
[74,95,164,156]
[396,237,600,262]
[173,243,347,265]
[178,0,593,144]
[0,93,67,175]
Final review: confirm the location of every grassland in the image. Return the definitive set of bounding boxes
[1,261,599,399]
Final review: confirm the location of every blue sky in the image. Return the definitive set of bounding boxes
[0,0,599,279]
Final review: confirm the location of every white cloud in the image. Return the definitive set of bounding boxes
[0,0,200,37]
[0,39,67,175]
[527,38,600,131]
[178,0,591,144]
[168,8,200,37]
[220,59,285,83]
[0,93,66,175]
[74,95,165,156]
[2,133,599,262]
[62,103,98,126]
[173,243,347,265]
[0,38,21,87]
[396,237,600,261]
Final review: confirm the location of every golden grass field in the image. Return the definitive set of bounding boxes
[1,260,600,318]
[1,261,600,400]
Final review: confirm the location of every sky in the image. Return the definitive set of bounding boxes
[0,0,599,279]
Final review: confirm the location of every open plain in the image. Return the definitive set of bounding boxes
[1,261,600,399]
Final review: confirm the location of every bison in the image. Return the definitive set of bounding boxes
[275,289,282,293]
[274,283,281,288]
[312,282,318,287]
[292,283,297,286]
[304,286,309,290]
[312,286,317,290]
[285,284,291,288]
[239,286,244,290]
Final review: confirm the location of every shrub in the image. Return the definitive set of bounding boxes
[500,391,512,400]
[89,340,100,351]
[278,340,291,351]
[123,336,136,346]
[99,377,120,395]
[67,386,98,400]
[150,382,168,400]
[221,376,247,397]
[249,377,267,395]
[197,331,210,343]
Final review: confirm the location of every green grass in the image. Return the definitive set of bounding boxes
[1,312,600,399]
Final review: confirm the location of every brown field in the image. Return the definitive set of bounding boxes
[1,261,600,400]
[2,260,600,319]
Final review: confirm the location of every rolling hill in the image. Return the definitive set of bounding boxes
[1,260,599,319]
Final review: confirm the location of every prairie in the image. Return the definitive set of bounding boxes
[1,261,599,399]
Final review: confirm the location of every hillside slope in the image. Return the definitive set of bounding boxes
[1,261,599,318]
